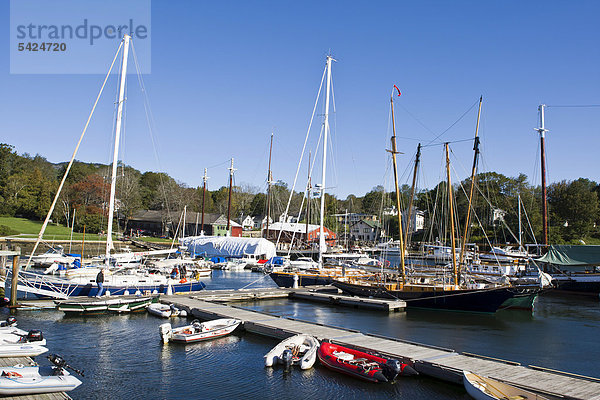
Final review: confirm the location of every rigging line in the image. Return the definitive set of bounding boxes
[397,103,439,138]
[205,159,232,170]
[421,137,475,148]
[275,64,327,248]
[130,41,172,215]
[425,98,480,146]
[547,105,600,108]
[26,39,124,269]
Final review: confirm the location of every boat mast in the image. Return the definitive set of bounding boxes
[536,104,549,248]
[404,143,421,252]
[459,96,483,265]
[182,205,187,239]
[306,150,311,244]
[201,168,208,235]
[227,158,236,234]
[265,132,274,239]
[518,193,523,252]
[318,55,333,266]
[105,34,130,267]
[445,143,458,286]
[389,92,406,284]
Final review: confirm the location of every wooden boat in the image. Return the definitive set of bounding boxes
[264,334,319,370]
[147,303,186,318]
[0,344,48,358]
[317,342,417,382]
[463,371,549,400]
[57,295,154,314]
[160,318,241,344]
[0,354,83,395]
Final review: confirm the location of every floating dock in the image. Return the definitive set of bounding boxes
[162,293,600,400]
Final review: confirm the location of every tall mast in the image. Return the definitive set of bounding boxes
[404,143,421,252]
[227,158,236,233]
[182,205,187,239]
[201,168,208,235]
[389,93,406,284]
[265,132,274,239]
[105,34,130,266]
[459,96,483,265]
[518,193,523,252]
[446,143,458,286]
[306,150,311,243]
[536,104,549,248]
[318,55,333,265]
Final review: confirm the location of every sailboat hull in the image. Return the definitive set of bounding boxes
[332,280,516,313]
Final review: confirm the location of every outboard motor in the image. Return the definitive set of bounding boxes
[382,359,418,380]
[0,316,17,327]
[280,349,293,371]
[47,354,84,377]
[26,330,44,342]
[159,323,173,344]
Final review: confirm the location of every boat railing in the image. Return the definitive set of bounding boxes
[12,270,73,299]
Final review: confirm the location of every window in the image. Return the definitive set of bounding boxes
[363,228,369,233]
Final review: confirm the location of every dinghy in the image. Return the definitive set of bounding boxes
[147,303,186,318]
[0,354,83,395]
[0,344,48,358]
[317,341,417,382]
[0,329,46,346]
[57,295,155,314]
[463,371,549,400]
[264,334,319,370]
[160,318,241,344]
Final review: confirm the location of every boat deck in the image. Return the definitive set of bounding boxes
[0,357,70,400]
[162,294,600,400]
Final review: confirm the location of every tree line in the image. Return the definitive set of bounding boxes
[0,143,598,244]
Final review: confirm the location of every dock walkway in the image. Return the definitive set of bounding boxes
[163,294,600,400]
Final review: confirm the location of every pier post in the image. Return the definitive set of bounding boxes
[10,247,20,308]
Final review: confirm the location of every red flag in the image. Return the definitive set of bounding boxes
[393,85,401,96]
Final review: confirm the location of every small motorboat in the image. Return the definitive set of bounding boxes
[0,344,48,358]
[160,318,241,344]
[317,341,417,382]
[147,303,187,318]
[57,295,155,314]
[0,329,46,346]
[0,354,83,395]
[0,317,18,329]
[264,334,319,370]
[463,371,549,400]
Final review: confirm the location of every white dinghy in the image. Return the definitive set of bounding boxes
[0,343,48,358]
[0,329,46,346]
[463,371,549,400]
[264,334,319,370]
[0,354,83,395]
[160,318,241,344]
[147,303,187,318]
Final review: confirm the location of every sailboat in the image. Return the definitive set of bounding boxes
[267,55,372,288]
[22,35,206,299]
[332,91,529,313]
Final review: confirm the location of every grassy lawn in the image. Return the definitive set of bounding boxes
[0,216,112,241]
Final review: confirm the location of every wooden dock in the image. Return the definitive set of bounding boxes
[0,357,70,400]
[162,294,600,400]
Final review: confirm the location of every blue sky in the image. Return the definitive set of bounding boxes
[1,1,599,198]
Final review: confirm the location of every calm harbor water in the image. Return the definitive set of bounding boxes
[6,270,600,399]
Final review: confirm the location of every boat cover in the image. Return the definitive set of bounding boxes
[180,236,276,259]
[536,245,600,266]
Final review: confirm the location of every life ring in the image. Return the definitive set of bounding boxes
[179,278,187,284]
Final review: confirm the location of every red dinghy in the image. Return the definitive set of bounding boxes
[317,342,417,383]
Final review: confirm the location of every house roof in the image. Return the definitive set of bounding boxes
[350,219,381,229]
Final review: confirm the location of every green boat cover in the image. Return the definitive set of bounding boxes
[536,245,600,266]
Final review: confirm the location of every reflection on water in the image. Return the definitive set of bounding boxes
[5,270,599,399]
